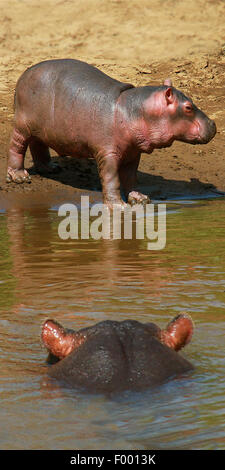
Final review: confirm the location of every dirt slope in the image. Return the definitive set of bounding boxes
[0,0,225,200]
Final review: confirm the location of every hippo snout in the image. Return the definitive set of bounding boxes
[200,118,217,144]
[198,116,217,144]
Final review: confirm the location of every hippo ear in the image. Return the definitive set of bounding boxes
[165,87,174,105]
[164,78,172,87]
[162,313,194,351]
[41,319,86,359]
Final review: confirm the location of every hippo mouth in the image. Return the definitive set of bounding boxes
[179,119,217,145]
[197,119,217,144]
[181,127,216,145]
[195,133,216,145]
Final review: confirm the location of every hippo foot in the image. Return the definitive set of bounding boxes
[105,199,128,211]
[6,167,31,183]
[34,161,61,175]
[128,191,151,206]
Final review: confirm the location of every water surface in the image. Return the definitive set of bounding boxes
[0,196,224,449]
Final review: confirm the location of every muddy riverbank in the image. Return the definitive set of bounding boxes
[0,0,225,201]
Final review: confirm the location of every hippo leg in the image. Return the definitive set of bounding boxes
[6,127,31,183]
[119,155,151,205]
[29,138,61,174]
[96,153,127,207]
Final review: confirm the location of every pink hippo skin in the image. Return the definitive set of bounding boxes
[7,59,216,206]
[41,314,194,394]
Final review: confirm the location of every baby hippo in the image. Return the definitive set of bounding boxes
[7,59,216,206]
[41,314,194,394]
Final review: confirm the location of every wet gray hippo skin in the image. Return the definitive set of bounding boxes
[41,314,194,394]
[7,59,216,206]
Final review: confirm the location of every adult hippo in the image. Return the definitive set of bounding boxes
[41,314,194,394]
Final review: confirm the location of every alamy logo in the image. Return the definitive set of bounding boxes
[58,196,166,250]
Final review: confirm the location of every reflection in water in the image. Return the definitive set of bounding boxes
[3,204,176,320]
[0,198,225,449]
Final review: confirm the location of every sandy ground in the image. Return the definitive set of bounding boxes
[0,0,225,201]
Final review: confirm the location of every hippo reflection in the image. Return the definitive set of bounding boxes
[41,314,194,394]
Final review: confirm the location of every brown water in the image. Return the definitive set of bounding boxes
[0,195,225,450]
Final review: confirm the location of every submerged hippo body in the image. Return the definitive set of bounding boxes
[41,314,194,394]
[7,59,216,206]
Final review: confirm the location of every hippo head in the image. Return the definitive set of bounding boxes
[42,313,194,360]
[139,80,216,150]
[41,314,194,394]
[161,80,217,145]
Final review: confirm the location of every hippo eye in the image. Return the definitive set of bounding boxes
[185,103,193,113]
